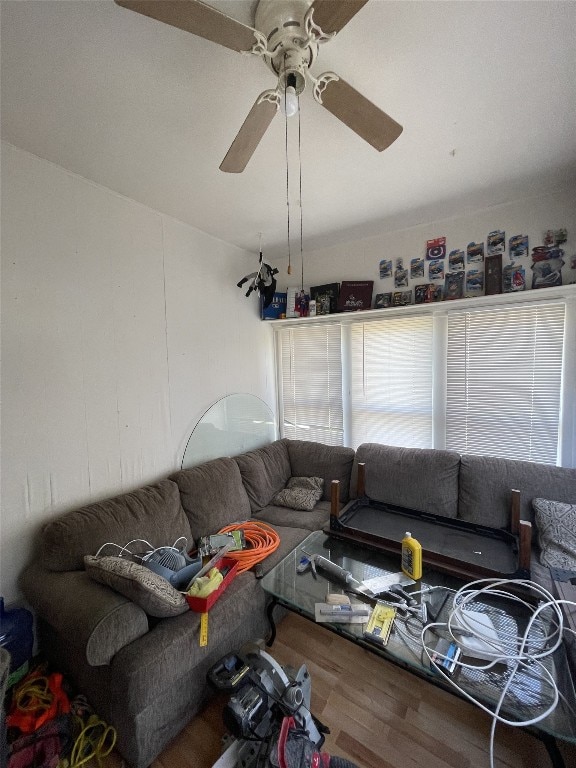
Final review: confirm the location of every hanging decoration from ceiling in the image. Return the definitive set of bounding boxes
[237,235,279,308]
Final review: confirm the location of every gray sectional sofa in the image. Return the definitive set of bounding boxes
[20,439,355,768]
[20,439,575,768]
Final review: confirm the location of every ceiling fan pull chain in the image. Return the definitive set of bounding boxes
[298,97,304,291]
[285,90,292,276]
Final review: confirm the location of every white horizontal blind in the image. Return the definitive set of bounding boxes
[446,302,565,464]
[350,315,434,449]
[278,324,343,445]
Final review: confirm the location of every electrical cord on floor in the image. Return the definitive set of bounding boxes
[62,714,116,768]
[419,577,576,768]
[11,675,53,718]
[217,521,280,574]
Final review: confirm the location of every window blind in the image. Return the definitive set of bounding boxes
[277,323,343,445]
[445,301,565,464]
[350,315,434,449]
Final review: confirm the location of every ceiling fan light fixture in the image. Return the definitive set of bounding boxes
[281,84,299,117]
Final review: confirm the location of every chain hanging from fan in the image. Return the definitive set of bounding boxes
[236,68,304,304]
[114,0,403,173]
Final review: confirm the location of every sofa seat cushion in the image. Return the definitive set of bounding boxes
[533,498,576,569]
[42,480,193,572]
[171,457,252,540]
[273,476,324,511]
[286,440,355,503]
[458,455,576,529]
[235,440,291,513]
[253,501,331,534]
[84,556,189,618]
[354,443,460,518]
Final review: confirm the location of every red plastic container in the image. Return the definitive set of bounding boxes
[185,558,239,613]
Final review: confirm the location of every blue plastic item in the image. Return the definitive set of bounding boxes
[0,597,34,688]
[142,551,203,589]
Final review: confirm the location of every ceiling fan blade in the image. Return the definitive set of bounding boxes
[114,0,259,53]
[309,0,369,34]
[317,74,403,152]
[220,92,279,173]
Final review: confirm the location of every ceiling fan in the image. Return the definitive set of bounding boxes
[114,0,403,172]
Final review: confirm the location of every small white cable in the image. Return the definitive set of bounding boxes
[94,539,154,558]
[95,537,189,561]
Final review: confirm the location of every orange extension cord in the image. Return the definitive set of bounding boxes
[217,521,280,574]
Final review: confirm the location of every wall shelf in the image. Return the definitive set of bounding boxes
[266,283,576,327]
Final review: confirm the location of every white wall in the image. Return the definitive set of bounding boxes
[0,143,275,604]
[277,188,576,297]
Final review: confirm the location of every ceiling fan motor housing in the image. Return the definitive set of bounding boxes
[255,0,317,94]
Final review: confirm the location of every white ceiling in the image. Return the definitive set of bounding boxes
[2,1,576,258]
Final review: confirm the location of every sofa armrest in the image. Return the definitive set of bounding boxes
[20,563,149,666]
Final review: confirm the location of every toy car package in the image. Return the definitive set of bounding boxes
[509,234,529,260]
[466,269,484,296]
[487,230,505,256]
[444,271,465,300]
[503,264,526,292]
[428,259,444,281]
[379,259,392,279]
[410,257,424,278]
[394,258,409,288]
[467,241,485,263]
[448,249,465,271]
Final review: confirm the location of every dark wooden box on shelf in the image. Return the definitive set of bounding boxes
[326,463,531,581]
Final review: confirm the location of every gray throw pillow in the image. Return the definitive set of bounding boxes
[533,498,576,570]
[84,555,188,618]
[273,476,324,512]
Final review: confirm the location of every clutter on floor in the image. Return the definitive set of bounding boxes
[5,663,116,768]
[207,642,359,768]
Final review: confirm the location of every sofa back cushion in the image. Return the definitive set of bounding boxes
[234,440,291,513]
[458,454,576,528]
[353,443,460,518]
[171,457,251,539]
[42,480,192,572]
[286,440,355,503]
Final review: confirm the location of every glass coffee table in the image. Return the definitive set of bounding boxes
[261,530,576,758]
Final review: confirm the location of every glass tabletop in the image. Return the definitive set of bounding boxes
[261,530,576,743]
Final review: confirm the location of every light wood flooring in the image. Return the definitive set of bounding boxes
[103,612,576,768]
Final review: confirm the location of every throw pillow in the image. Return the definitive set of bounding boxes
[84,555,189,618]
[533,498,576,570]
[273,476,324,512]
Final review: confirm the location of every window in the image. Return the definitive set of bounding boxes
[350,316,434,449]
[277,323,343,445]
[445,302,565,464]
[274,292,573,465]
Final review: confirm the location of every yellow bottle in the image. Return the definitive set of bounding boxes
[401,531,422,580]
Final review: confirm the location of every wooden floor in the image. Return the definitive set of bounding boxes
[103,612,576,768]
